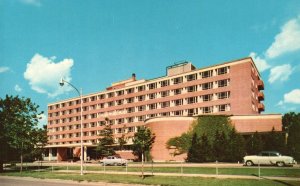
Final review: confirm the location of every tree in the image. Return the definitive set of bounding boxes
[227,127,246,162]
[0,95,43,172]
[132,126,155,179]
[263,127,286,154]
[284,112,300,161]
[246,131,263,155]
[118,134,127,151]
[187,133,201,162]
[96,124,115,158]
[166,133,191,157]
[212,130,229,161]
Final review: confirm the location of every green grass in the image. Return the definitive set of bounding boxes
[40,165,300,177]
[1,171,300,186]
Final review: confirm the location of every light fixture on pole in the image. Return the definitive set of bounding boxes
[59,78,84,176]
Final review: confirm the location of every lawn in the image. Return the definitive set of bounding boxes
[1,171,300,186]
[42,165,300,177]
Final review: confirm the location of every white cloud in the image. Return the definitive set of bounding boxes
[24,53,74,97]
[283,89,300,104]
[0,67,10,73]
[249,52,270,72]
[268,64,292,84]
[266,15,300,58]
[14,84,22,92]
[20,0,42,7]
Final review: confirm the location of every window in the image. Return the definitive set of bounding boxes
[148,103,157,110]
[161,112,170,116]
[117,118,124,124]
[126,97,134,103]
[187,97,198,104]
[201,70,213,78]
[126,88,135,94]
[202,82,213,90]
[174,99,183,106]
[108,101,115,107]
[90,96,96,101]
[98,94,105,99]
[188,108,198,116]
[83,98,88,103]
[161,90,169,97]
[127,107,135,113]
[137,85,145,92]
[160,80,170,87]
[217,91,230,99]
[127,117,134,123]
[174,110,183,116]
[174,88,182,95]
[217,67,228,75]
[137,95,145,101]
[128,127,135,133]
[149,93,156,99]
[148,82,157,90]
[161,101,170,108]
[187,73,197,81]
[148,114,157,118]
[138,105,146,111]
[138,115,146,121]
[202,94,213,102]
[116,90,124,96]
[187,85,197,92]
[107,92,114,98]
[202,106,213,113]
[218,104,229,112]
[173,77,183,84]
[116,99,124,105]
[218,79,229,87]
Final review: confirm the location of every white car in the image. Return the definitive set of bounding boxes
[244,151,296,167]
[100,156,127,166]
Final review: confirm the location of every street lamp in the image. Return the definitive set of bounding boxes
[59,78,84,175]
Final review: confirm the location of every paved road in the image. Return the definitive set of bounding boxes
[0,176,146,186]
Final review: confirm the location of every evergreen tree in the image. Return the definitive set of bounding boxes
[227,127,246,162]
[187,133,201,162]
[263,127,286,153]
[96,124,115,158]
[246,131,263,155]
[212,130,228,161]
[198,134,212,162]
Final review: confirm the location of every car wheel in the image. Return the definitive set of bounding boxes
[246,161,254,166]
[276,161,285,167]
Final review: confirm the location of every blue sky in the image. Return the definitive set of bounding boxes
[1,0,300,127]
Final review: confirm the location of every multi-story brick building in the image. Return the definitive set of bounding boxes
[46,57,281,161]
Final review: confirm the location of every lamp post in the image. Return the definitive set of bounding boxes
[59,78,83,175]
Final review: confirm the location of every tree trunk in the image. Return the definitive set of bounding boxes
[141,152,144,179]
[0,159,3,173]
[20,153,23,173]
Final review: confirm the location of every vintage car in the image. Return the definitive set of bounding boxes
[99,156,127,166]
[243,151,296,167]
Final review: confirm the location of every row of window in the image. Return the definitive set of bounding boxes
[48,67,230,110]
[48,103,230,127]
[48,91,230,121]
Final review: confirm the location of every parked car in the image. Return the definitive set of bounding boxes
[243,151,296,167]
[100,156,127,166]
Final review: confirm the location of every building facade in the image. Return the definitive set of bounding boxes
[46,57,281,161]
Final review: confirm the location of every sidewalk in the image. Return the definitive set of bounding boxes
[55,170,300,181]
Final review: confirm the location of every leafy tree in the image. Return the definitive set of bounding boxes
[0,95,43,172]
[132,126,155,179]
[263,127,286,153]
[187,133,201,162]
[118,134,127,151]
[227,127,246,162]
[96,124,115,158]
[246,131,263,155]
[166,133,191,157]
[212,130,229,161]
[284,112,300,161]
[132,126,155,162]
